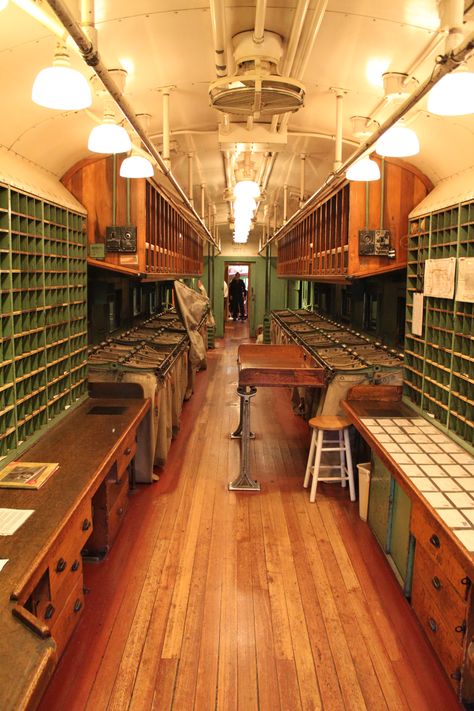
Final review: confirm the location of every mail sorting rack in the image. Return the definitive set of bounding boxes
[271,310,404,415]
[0,184,88,460]
[87,311,191,472]
[405,201,474,447]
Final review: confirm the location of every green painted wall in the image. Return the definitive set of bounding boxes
[203,255,287,338]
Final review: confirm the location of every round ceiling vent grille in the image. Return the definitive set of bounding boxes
[209,74,305,118]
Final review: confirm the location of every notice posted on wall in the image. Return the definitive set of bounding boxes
[424,257,456,299]
[412,292,424,336]
[456,257,474,303]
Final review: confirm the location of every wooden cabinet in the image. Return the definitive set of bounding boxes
[62,155,204,278]
[85,459,132,556]
[410,502,472,696]
[277,157,432,281]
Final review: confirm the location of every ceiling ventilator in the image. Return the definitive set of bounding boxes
[209,31,305,118]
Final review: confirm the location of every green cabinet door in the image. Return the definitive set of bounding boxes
[367,455,391,549]
[389,479,412,582]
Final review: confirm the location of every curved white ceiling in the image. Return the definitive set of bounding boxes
[1,0,474,247]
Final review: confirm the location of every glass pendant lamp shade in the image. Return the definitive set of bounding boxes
[233,180,260,200]
[32,45,92,111]
[427,68,474,116]
[88,117,132,154]
[120,154,154,178]
[375,125,420,157]
[346,156,380,181]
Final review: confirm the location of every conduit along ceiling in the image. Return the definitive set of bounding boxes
[1,0,474,251]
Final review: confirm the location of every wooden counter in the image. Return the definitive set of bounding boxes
[0,397,150,711]
[342,388,474,702]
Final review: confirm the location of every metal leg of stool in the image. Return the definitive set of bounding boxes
[343,427,356,501]
[339,430,346,488]
[230,386,255,439]
[304,428,317,488]
[229,386,260,491]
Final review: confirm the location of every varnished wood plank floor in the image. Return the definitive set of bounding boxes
[39,322,462,711]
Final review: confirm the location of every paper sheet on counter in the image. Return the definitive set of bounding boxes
[0,560,8,572]
[424,257,456,298]
[456,257,474,303]
[0,508,34,536]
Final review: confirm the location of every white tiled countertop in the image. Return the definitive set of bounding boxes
[361,416,474,552]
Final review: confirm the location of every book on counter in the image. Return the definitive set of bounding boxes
[0,461,59,489]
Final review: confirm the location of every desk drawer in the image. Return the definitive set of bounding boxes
[411,502,471,602]
[107,480,129,547]
[412,576,464,686]
[48,497,91,599]
[413,543,467,636]
[50,577,84,659]
[116,430,136,476]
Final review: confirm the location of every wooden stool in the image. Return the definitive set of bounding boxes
[303,415,356,503]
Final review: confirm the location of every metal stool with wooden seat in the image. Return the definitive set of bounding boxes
[304,415,356,503]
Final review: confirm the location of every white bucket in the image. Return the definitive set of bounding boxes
[357,462,371,522]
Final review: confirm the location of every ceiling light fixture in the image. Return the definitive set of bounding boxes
[88,102,131,154]
[375,124,420,157]
[346,156,381,181]
[32,42,92,111]
[0,0,8,10]
[233,180,260,200]
[120,153,154,178]
[427,64,474,115]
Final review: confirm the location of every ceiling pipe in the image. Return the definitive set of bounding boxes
[333,90,345,172]
[43,0,218,249]
[299,153,306,207]
[80,0,97,47]
[271,0,311,133]
[281,0,310,76]
[278,0,328,134]
[161,87,171,170]
[209,0,228,77]
[254,0,267,44]
[187,153,194,205]
[260,25,474,251]
[201,184,206,220]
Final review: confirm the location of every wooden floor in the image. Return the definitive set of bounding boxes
[38,322,462,711]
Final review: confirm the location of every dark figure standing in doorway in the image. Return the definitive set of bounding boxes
[229,272,246,320]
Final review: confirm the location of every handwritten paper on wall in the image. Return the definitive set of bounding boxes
[424,257,456,299]
[456,257,474,303]
[412,292,424,336]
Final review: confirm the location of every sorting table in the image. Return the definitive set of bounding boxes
[229,344,325,491]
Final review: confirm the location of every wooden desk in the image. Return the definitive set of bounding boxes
[0,397,150,711]
[342,389,474,703]
[229,345,325,491]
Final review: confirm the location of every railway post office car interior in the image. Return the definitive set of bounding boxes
[0,1,474,710]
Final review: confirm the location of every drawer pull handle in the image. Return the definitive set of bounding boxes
[55,558,67,573]
[432,576,442,591]
[451,670,462,681]
[45,604,55,620]
[428,617,438,633]
[117,507,124,517]
[71,560,80,572]
[455,622,466,634]
[462,576,471,589]
[73,599,82,613]
[124,447,132,456]
[82,518,92,532]
[429,534,440,549]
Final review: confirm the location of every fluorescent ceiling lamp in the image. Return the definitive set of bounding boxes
[427,67,474,116]
[120,153,154,178]
[375,125,419,157]
[88,116,132,154]
[233,180,260,199]
[32,44,92,111]
[346,157,380,181]
[0,0,8,10]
